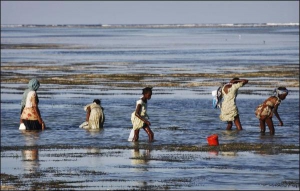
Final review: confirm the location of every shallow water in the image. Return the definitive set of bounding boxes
[1,148,299,190]
[1,26,299,189]
[1,95,299,147]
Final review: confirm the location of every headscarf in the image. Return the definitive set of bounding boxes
[273,87,288,99]
[20,78,40,114]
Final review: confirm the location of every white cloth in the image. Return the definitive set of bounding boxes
[128,129,135,141]
[19,123,26,130]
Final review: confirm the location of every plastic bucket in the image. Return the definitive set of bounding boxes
[207,134,219,146]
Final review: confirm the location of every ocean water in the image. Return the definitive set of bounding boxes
[1,25,299,190]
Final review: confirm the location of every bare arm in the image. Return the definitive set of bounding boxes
[230,79,248,85]
[86,106,91,122]
[135,104,151,126]
[273,104,283,126]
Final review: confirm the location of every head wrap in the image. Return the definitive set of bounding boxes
[28,78,40,91]
[20,78,40,114]
[273,87,288,98]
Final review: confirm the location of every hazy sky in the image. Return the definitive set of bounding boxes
[1,1,299,25]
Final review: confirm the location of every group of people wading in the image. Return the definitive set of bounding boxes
[20,78,288,142]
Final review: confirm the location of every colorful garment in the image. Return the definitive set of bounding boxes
[21,78,40,114]
[84,103,105,129]
[219,82,244,121]
[131,99,149,130]
[255,96,281,119]
[21,91,42,130]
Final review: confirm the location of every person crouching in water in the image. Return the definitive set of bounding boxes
[131,87,154,142]
[255,87,288,135]
[84,99,105,129]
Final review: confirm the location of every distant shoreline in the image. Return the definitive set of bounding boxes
[1,23,299,28]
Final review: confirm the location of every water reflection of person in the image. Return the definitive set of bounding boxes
[21,131,41,174]
[86,128,104,136]
[131,148,151,166]
[131,148,151,189]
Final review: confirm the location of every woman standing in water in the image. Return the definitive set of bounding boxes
[219,78,248,130]
[131,87,154,142]
[20,78,45,130]
[255,87,288,135]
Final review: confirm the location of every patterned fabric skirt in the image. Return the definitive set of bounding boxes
[255,104,272,119]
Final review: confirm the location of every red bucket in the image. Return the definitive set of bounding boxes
[207,134,219,146]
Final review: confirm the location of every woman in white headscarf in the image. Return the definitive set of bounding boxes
[255,87,288,135]
[20,78,45,130]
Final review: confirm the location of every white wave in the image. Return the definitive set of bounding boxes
[1,23,299,28]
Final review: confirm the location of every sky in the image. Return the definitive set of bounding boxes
[1,1,299,25]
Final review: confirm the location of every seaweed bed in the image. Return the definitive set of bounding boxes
[1,63,299,88]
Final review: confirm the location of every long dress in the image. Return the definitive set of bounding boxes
[20,91,42,130]
[131,99,149,130]
[219,82,244,122]
[84,103,105,129]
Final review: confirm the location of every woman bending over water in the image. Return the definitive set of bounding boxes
[255,87,288,135]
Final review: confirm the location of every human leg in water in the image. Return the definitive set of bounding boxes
[143,126,154,142]
[132,129,140,141]
[265,117,275,135]
[259,119,266,134]
[234,115,243,130]
[226,121,233,130]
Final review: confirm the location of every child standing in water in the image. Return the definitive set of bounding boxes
[131,87,154,142]
[219,78,248,130]
[255,87,288,135]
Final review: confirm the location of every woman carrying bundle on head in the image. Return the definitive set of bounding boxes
[255,87,288,135]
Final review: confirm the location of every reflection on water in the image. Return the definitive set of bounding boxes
[21,149,39,174]
[131,149,151,166]
[86,147,100,154]
[1,148,298,190]
[86,128,104,137]
[20,131,41,174]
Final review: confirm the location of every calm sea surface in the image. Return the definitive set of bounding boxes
[1,26,299,190]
